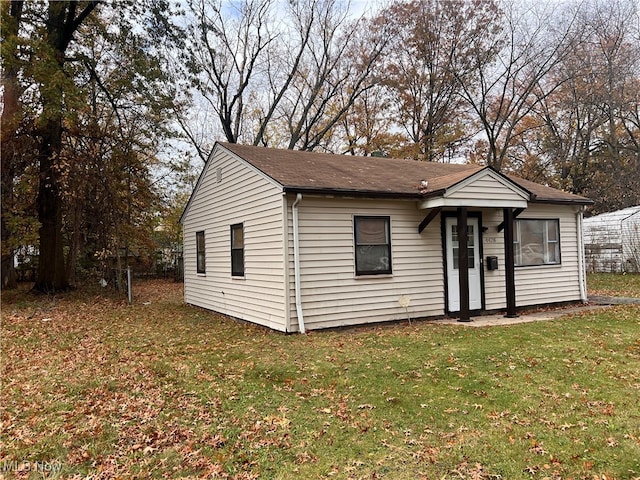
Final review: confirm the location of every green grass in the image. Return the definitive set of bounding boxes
[2,280,639,479]
[587,272,640,297]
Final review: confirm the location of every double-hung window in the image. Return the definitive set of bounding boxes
[231,223,244,276]
[196,231,206,274]
[354,216,392,275]
[514,219,560,266]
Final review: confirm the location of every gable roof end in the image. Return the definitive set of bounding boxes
[179,142,287,224]
[418,167,531,209]
[179,143,221,224]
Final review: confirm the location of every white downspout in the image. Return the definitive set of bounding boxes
[292,193,306,333]
[577,206,588,302]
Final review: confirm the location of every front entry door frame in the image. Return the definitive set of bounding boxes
[442,211,485,316]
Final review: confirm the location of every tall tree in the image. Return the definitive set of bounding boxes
[2,1,182,291]
[585,0,640,212]
[1,1,25,289]
[61,11,178,285]
[181,0,277,158]
[376,0,502,161]
[277,1,389,151]
[338,84,405,157]
[31,1,101,292]
[178,0,388,154]
[454,0,579,170]
[511,0,640,214]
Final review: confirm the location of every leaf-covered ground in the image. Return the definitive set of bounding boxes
[2,278,639,479]
[587,272,640,298]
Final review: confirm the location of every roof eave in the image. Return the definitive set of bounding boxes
[529,197,594,206]
[282,186,424,199]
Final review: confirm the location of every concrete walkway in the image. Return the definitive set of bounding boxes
[589,295,640,305]
[434,296,640,327]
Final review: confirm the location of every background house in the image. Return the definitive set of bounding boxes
[583,206,640,273]
[181,143,592,332]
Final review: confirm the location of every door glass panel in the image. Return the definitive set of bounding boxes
[451,225,475,269]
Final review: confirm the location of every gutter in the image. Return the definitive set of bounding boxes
[283,186,424,200]
[577,206,588,302]
[292,193,306,333]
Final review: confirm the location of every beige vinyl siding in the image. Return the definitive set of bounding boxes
[447,173,528,203]
[478,209,508,311]
[286,196,444,331]
[450,205,582,312]
[513,204,582,306]
[480,205,582,310]
[182,147,287,331]
[183,146,584,332]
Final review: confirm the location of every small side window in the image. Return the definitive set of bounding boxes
[354,216,392,275]
[196,231,206,274]
[231,224,244,276]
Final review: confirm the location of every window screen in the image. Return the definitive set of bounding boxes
[354,216,392,275]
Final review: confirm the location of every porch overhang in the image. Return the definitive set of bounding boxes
[417,167,531,210]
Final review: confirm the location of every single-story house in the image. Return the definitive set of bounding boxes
[583,205,640,273]
[180,142,592,332]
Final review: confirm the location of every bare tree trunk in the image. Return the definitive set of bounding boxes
[35,118,68,293]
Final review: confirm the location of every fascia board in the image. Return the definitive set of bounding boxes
[418,197,529,209]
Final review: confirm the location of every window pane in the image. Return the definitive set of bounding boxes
[452,247,474,270]
[514,219,560,266]
[547,221,558,241]
[545,241,559,263]
[356,245,390,272]
[231,224,244,276]
[231,225,244,248]
[451,224,474,270]
[356,218,388,245]
[231,250,244,276]
[520,220,543,265]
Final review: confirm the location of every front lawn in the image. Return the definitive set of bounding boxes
[587,272,640,297]
[2,281,639,479]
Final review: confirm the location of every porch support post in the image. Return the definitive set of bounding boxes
[457,207,471,322]
[503,208,518,318]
